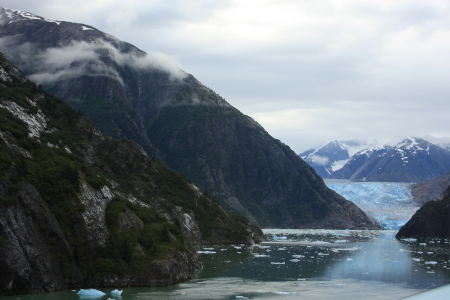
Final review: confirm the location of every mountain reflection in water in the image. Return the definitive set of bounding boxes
[3,230,450,300]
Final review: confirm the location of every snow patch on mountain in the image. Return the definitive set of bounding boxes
[2,7,61,25]
[325,179,419,230]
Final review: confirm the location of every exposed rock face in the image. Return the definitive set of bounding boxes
[396,185,450,239]
[0,52,263,296]
[0,182,83,294]
[411,174,450,206]
[0,7,380,230]
[331,138,450,182]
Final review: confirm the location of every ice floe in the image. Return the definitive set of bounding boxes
[77,289,106,297]
[110,289,122,296]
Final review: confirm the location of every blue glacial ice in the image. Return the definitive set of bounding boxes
[111,289,123,296]
[77,289,106,297]
[325,179,420,230]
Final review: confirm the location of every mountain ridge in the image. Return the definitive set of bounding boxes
[0,6,381,230]
[0,52,264,295]
[303,137,450,183]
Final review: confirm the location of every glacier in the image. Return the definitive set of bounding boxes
[325,179,419,230]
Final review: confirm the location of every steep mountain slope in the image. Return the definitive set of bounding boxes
[396,185,450,239]
[0,7,380,229]
[0,53,263,296]
[330,138,450,182]
[411,174,450,206]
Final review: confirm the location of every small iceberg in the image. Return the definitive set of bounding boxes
[111,289,123,296]
[401,238,417,242]
[77,289,106,297]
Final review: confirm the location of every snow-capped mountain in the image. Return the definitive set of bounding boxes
[330,137,450,182]
[300,140,374,178]
[300,140,349,178]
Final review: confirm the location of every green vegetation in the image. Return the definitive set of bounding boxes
[0,62,258,285]
[88,196,185,276]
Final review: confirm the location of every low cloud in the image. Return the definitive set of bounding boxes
[0,36,186,86]
[310,155,329,166]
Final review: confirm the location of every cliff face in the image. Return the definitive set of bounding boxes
[0,7,381,230]
[411,174,450,206]
[0,53,263,296]
[396,185,450,239]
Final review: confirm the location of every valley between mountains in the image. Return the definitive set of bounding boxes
[1,5,450,297]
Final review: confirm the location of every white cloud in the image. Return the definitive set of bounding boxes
[2,0,450,152]
[311,155,329,166]
[0,37,186,85]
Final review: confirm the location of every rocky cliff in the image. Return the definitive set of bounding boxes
[396,185,450,239]
[411,174,450,206]
[0,53,263,296]
[0,7,381,229]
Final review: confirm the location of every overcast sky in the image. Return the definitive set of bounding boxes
[2,0,450,153]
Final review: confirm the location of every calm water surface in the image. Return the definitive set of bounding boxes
[4,229,450,299]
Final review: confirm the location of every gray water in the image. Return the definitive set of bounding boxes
[3,229,450,299]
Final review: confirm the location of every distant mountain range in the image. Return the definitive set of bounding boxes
[0,7,380,230]
[302,137,450,183]
[300,140,369,178]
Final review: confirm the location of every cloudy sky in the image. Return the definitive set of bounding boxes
[2,0,450,153]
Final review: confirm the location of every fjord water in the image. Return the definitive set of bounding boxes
[5,229,450,300]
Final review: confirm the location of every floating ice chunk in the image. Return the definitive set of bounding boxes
[236,296,248,299]
[334,240,348,243]
[419,243,427,246]
[290,259,300,262]
[203,247,214,250]
[318,253,329,256]
[401,238,417,242]
[346,258,353,261]
[272,236,287,240]
[77,289,106,297]
[412,258,422,262]
[272,291,297,295]
[253,254,270,258]
[111,289,122,296]
[278,247,287,251]
[427,271,435,273]
[197,251,216,254]
[271,262,285,265]
[292,255,305,258]
[425,261,438,265]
